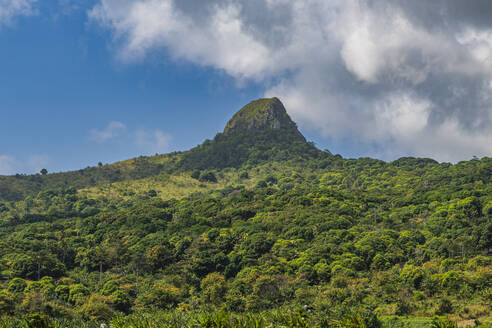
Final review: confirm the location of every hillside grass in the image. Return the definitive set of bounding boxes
[77,162,318,201]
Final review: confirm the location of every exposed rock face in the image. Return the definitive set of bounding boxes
[178,97,316,170]
[223,98,304,140]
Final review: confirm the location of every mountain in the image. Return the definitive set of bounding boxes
[0,98,491,326]
[178,98,321,170]
[0,97,322,201]
[223,97,305,141]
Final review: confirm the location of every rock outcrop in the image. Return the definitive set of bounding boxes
[223,98,305,141]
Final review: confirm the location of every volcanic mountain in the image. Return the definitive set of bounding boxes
[0,97,322,201]
[178,98,320,170]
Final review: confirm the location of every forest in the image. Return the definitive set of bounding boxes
[0,99,490,328]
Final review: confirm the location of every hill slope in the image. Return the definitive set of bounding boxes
[0,98,320,201]
[0,98,490,326]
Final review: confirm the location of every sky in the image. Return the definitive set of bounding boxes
[1,0,492,174]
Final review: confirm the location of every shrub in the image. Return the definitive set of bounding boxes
[111,290,131,313]
[337,307,382,328]
[400,264,425,289]
[200,272,228,307]
[0,290,15,314]
[431,317,458,328]
[466,255,492,270]
[69,284,90,304]
[100,280,119,296]
[136,281,182,310]
[24,313,52,328]
[314,261,331,282]
[55,285,69,302]
[8,278,27,293]
[199,171,217,183]
[435,298,453,315]
[440,271,465,292]
[77,294,114,321]
[191,169,201,179]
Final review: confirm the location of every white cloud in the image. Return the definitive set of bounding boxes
[134,129,171,154]
[89,0,276,81]
[372,93,430,141]
[88,121,126,142]
[0,154,51,175]
[0,155,16,175]
[88,121,172,155]
[0,0,37,27]
[27,154,50,173]
[90,0,492,162]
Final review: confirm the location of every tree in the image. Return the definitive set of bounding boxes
[0,290,15,314]
[199,171,218,183]
[400,264,425,289]
[8,278,27,293]
[94,246,109,283]
[200,272,228,307]
[111,289,131,313]
[40,168,48,175]
[69,284,90,304]
[55,285,69,302]
[146,244,174,271]
[77,294,114,321]
[136,280,181,310]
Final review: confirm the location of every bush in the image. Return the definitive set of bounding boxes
[111,290,131,313]
[136,281,182,310]
[200,272,228,307]
[24,313,52,328]
[8,278,27,293]
[191,170,201,179]
[435,298,453,315]
[69,284,90,304]
[466,255,492,270]
[0,290,15,314]
[400,264,425,289]
[440,271,465,292]
[55,285,69,302]
[431,317,458,328]
[100,280,119,296]
[77,294,114,321]
[337,307,382,328]
[199,171,217,183]
[395,298,413,315]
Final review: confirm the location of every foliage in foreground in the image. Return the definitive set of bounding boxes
[2,309,484,328]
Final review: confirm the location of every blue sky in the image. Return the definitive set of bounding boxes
[2,0,492,174]
[0,1,266,174]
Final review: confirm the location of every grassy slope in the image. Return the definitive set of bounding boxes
[0,152,182,201]
[78,162,315,201]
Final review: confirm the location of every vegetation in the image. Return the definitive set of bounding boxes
[0,98,490,327]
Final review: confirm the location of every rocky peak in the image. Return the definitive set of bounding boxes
[223,97,302,138]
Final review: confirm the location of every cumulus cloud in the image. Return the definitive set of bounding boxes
[90,0,492,161]
[88,121,127,142]
[26,154,51,173]
[88,121,172,155]
[0,154,50,175]
[134,129,171,154]
[0,155,16,175]
[0,0,37,27]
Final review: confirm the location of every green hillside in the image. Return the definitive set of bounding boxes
[0,98,319,202]
[0,98,490,327]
